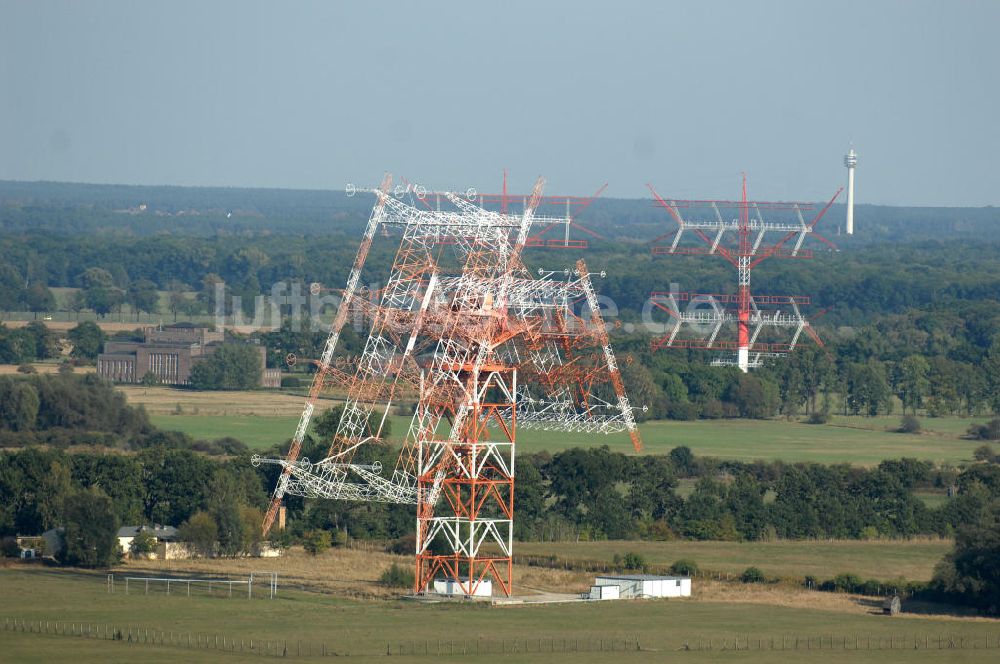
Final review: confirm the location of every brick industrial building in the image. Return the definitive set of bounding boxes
[97,324,280,388]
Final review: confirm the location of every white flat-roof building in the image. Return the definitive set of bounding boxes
[593,574,691,599]
[589,584,620,600]
[432,578,492,598]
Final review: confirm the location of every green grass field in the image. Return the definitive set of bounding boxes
[150,411,982,466]
[149,414,300,449]
[516,538,953,582]
[1,567,997,663]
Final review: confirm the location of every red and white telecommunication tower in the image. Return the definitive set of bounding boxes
[254,174,640,597]
[647,174,841,371]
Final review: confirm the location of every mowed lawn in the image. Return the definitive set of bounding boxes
[153,413,979,466]
[149,414,300,449]
[1,567,998,664]
[512,417,979,465]
[516,539,954,582]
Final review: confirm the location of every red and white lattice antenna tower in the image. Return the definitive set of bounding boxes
[647,174,841,372]
[254,174,640,597]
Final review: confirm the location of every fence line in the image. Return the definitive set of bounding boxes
[106,573,278,599]
[387,636,642,656]
[2,616,291,657]
[4,618,998,658]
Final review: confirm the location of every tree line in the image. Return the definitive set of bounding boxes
[0,446,267,567]
[3,179,1000,244]
[3,440,997,577]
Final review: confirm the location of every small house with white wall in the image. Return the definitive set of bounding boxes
[117,525,179,555]
[593,574,691,599]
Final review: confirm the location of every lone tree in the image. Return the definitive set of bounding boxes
[189,344,262,390]
[179,511,218,557]
[59,487,118,568]
[68,321,106,361]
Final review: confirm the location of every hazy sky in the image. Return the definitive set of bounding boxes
[2,1,998,205]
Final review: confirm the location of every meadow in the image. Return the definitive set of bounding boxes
[1,556,998,664]
[516,538,954,582]
[129,386,985,465]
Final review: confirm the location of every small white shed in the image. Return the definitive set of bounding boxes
[594,574,691,599]
[589,584,620,600]
[432,578,492,598]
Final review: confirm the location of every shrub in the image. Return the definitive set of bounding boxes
[301,529,331,556]
[129,529,157,556]
[388,534,416,556]
[669,559,698,576]
[269,529,295,550]
[332,529,349,547]
[806,410,830,424]
[859,579,882,596]
[803,575,817,589]
[967,418,1000,441]
[191,437,249,456]
[833,573,862,593]
[1,536,20,558]
[621,551,647,571]
[140,372,161,386]
[899,414,921,434]
[379,562,415,589]
[280,376,301,388]
[973,444,996,463]
[16,364,37,374]
[741,566,766,583]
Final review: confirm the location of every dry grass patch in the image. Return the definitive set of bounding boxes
[512,565,592,595]
[691,578,870,614]
[119,385,316,416]
[119,547,599,599]
[115,546,406,598]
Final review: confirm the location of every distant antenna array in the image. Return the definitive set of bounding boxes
[647,174,842,371]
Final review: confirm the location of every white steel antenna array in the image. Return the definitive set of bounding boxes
[255,178,640,526]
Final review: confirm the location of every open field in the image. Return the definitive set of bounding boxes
[149,411,982,465]
[149,414,300,448]
[1,560,997,663]
[516,538,954,582]
[127,383,983,464]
